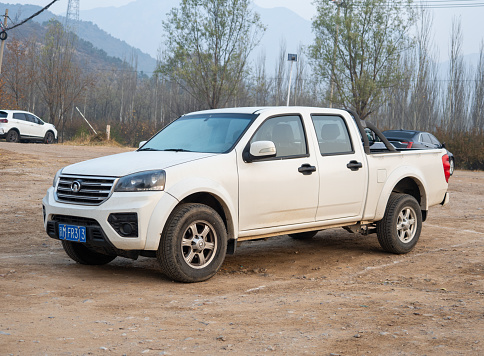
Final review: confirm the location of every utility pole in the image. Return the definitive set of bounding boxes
[0,9,8,75]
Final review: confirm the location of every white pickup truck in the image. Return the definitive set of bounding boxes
[42,107,451,282]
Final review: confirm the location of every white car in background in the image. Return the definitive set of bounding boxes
[0,110,57,144]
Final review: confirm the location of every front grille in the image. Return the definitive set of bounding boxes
[51,214,100,227]
[56,175,116,205]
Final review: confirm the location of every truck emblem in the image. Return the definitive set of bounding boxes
[71,181,82,193]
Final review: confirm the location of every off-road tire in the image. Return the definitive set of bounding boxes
[62,240,116,265]
[157,203,227,283]
[376,193,422,254]
[288,230,319,239]
[0,31,7,41]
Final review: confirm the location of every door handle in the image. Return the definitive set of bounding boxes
[298,164,317,175]
[347,160,363,171]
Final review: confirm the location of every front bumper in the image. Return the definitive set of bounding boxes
[42,186,176,250]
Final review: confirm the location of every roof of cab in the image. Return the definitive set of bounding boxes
[184,106,346,116]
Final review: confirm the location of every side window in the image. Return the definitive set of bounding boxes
[251,115,307,158]
[26,114,36,123]
[312,115,353,155]
[0,111,7,118]
[421,133,432,144]
[13,113,26,121]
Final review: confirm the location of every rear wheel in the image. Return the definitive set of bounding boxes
[62,241,116,265]
[0,31,6,41]
[376,193,422,254]
[6,130,19,143]
[157,203,227,283]
[288,230,319,239]
[44,131,55,144]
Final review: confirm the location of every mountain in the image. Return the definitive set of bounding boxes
[79,0,314,70]
[0,2,157,73]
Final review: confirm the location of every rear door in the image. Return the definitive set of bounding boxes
[311,114,368,221]
[12,113,31,137]
[238,114,319,231]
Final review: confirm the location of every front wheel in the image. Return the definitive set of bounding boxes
[376,193,422,254]
[62,241,116,265]
[157,203,227,283]
[449,157,455,175]
[44,131,55,144]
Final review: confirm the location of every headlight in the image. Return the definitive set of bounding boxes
[114,170,166,192]
[53,169,63,187]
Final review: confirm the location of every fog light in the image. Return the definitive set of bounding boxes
[108,213,138,237]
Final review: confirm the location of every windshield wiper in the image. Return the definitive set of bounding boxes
[162,148,193,152]
[138,147,160,151]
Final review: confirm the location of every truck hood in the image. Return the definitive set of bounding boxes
[61,151,217,177]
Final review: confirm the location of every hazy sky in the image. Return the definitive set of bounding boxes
[4,0,484,61]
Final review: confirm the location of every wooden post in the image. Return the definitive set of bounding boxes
[0,9,8,75]
[106,125,111,141]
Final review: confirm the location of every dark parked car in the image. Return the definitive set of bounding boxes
[382,130,454,175]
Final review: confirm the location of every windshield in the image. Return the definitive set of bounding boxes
[140,113,257,153]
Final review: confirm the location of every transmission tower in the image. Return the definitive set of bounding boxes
[65,0,80,38]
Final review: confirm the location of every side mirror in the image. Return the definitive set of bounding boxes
[139,141,147,148]
[441,142,446,149]
[244,141,276,162]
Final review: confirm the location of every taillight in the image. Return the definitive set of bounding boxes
[0,119,8,123]
[442,154,450,183]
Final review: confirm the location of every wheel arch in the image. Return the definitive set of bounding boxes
[145,179,238,253]
[179,192,235,243]
[374,173,428,222]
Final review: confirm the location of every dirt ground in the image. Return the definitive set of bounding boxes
[0,141,483,356]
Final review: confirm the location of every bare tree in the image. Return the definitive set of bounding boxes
[471,41,484,133]
[446,18,469,134]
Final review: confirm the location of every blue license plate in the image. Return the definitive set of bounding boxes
[59,224,87,243]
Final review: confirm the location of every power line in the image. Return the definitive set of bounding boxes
[5,0,61,31]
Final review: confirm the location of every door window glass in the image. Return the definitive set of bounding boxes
[250,115,307,158]
[312,115,353,155]
[13,113,26,121]
[421,133,432,144]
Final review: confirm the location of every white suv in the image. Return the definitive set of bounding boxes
[0,110,57,144]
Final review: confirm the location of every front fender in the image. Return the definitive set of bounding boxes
[144,177,238,250]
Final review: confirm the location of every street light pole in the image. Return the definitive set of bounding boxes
[286,53,298,106]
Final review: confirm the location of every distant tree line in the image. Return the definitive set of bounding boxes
[0,0,482,168]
